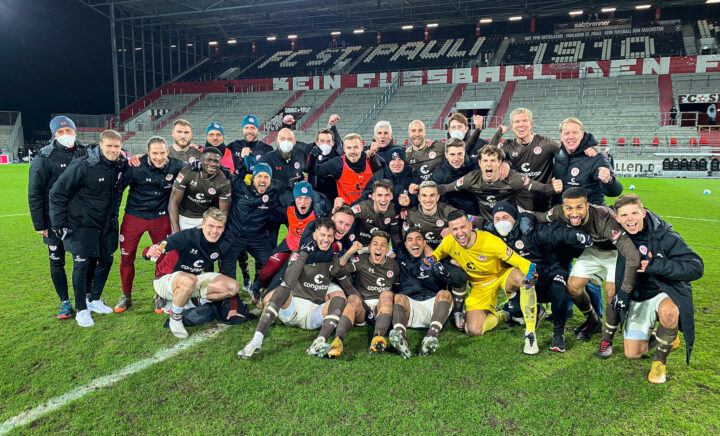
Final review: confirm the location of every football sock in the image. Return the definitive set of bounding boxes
[428,300,452,338]
[451,285,466,313]
[392,303,408,339]
[374,313,392,337]
[481,311,505,334]
[335,316,353,341]
[571,289,599,324]
[654,324,679,364]
[255,285,290,335]
[520,285,537,332]
[318,296,345,340]
[601,303,619,343]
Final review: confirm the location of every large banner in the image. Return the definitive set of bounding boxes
[555,18,632,33]
[122,55,720,120]
[678,94,720,104]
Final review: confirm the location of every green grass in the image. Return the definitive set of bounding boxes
[1,164,719,434]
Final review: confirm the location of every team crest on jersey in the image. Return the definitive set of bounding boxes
[387,270,394,278]
[49,245,57,251]
[210,252,219,259]
[403,222,410,231]
[349,234,356,241]
[522,177,530,187]
[294,162,301,169]
[571,167,580,177]
[119,234,125,242]
[639,245,648,255]
[515,240,524,249]
[429,151,437,159]
[165,174,173,181]
[176,173,184,183]
[533,146,542,155]
[262,195,269,202]
[456,177,464,187]
[384,217,391,224]
[208,188,216,195]
[436,219,444,227]
[477,255,486,261]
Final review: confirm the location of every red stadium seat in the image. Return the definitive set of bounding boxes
[700,137,709,145]
[632,137,640,146]
[670,137,678,145]
[617,138,626,146]
[404,139,409,146]
[689,137,697,146]
[600,137,608,145]
[393,139,397,145]
[362,140,366,145]
[652,137,660,146]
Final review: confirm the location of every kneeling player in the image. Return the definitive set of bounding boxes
[613,194,703,383]
[237,218,349,359]
[319,231,400,356]
[431,210,541,355]
[144,208,240,338]
[389,229,468,358]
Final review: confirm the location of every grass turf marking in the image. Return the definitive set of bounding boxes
[0,213,30,218]
[0,324,229,435]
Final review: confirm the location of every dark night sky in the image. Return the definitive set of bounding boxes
[0,0,113,141]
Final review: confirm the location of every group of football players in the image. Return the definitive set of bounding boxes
[29,108,703,384]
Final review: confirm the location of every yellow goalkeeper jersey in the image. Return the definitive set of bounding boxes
[433,230,531,286]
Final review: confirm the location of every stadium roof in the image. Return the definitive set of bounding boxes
[80,0,708,42]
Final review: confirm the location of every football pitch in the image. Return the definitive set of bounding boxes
[1,163,718,434]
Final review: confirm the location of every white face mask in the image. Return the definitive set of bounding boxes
[318,144,332,156]
[279,140,293,153]
[56,135,76,148]
[449,130,464,140]
[494,220,513,237]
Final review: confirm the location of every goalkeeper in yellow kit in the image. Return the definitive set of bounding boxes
[430,210,540,355]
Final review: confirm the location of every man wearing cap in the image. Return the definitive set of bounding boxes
[114,136,185,313]
[168,119,202,164]
[221,163,282,302]
[360,146,422,211]
[204,122,235,174]
[258,181,331,288]
[168,146,231,232]
[29,115,90,319]
[49,130,127,327]
[229,114,273,176]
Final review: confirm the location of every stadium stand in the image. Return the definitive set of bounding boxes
[696,20,720,39]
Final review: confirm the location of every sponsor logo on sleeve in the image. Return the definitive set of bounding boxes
[176,173,184,183]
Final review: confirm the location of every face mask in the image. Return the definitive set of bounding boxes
[494,220,513,237]
[56,135,76,148]
[449,130,464,140]
[318,144,332,156]
[279,140,293,153]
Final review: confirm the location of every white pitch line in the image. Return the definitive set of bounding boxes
[0,213,29,218]
[0,323,229,435]
[664,215,720,223]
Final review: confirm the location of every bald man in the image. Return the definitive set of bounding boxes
[258,128,314,189]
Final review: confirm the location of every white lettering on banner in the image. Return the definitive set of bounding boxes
[324,75,341,89]
[581,61,605,78]
[273,77,289,90]
[293,76,311,90]
[452,68,473,83]
[477,67,500,82]
[380,72,398,87]
[402,71,424,86]
[505,66,528,81]
[642,57,670,75]
[533,64,555,80]
[357,73,376,87]
[427,69,448,84]
[696,55,720,73]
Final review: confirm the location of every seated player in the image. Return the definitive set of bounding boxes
[404,180,467,329]
[351,179,401,248]
[389,229,468,358]
[437,145,562,219]
[237,218,350,359]
[485,202,593,352]
[317,230,400,357]
[430,210,541,355]
[612,194,703,383]
[143,208,240,338]
[537,187,641,357]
